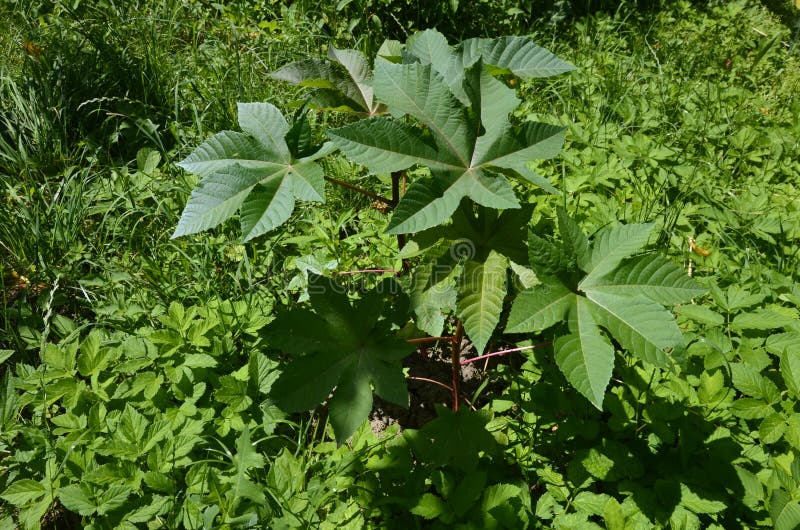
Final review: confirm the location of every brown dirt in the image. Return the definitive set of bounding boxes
[370,338,504,435]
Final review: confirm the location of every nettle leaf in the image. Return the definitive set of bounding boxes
[173,103,331,241]
[781,350,800,398]
[271,45,385,115]
[509,214,700,407]
[58,484,131,517]
[329,40,568,234]
[267,277,414,444]
[730,363,780,403]
[771,490,800,530]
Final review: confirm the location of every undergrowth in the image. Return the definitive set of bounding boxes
[1,1,799,528]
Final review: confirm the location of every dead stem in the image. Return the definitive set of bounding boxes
[460,342,551,366]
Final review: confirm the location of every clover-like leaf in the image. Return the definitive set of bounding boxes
[329,41,567,234]
[267,277,414,444]
[173,103,331,241]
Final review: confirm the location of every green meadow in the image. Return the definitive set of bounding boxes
[1,1,799,528]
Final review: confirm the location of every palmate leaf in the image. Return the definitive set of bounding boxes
[460,36,577,78]
[329,48,567,234]
[173,103,331,242]
[411,407,498,472]
[267,277,414,444]
[405,257,457,337]
[509,214,702,407]
[405,30,576,102]
[557,207,591,271]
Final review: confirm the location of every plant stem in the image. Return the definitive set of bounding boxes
[406,376,476,410]
[324,176,391,205]
[390,171,401,207]
[408,376,453,393]
[460,342,551,366]
[450,320,463,412]
[391,171,411,275]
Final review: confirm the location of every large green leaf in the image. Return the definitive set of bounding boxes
[173,103,330,241]
[456,251,508,353]
[375,60,475,159]
[329,55,567,234]
[579,223,655,287]
[402,204,529,338]
[270,45,385,115]
[407,29,473,103]
[767,332,800,357]
[327,117,458,174]
[586,292,681,367]
[587,254,705,305]
[771,490,800,530]
[58,484,131,517]
[514,213,698,407]
[405,31,576,99]
[506,281,575,333]
[1,480,47,506]
[460,36,577,78]
[413,407,498,472]
[267,277,414,444]
[554,297,615,409]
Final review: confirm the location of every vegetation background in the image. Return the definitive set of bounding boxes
[1,0,799,528]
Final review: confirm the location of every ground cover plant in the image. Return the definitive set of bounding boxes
[1,0,800,528]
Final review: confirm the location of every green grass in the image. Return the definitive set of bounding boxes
[519,0,800,278]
